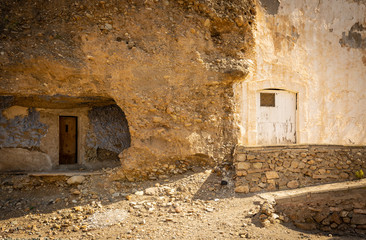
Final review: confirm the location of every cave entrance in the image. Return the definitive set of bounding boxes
[59,116,78,165]
[0,95,131,172]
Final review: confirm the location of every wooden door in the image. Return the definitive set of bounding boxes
[257,90,296,145]
[59,116,77,164]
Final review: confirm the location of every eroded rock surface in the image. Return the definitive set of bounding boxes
[0,0,256,177]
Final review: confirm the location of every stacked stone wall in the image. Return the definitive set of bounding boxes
[275,187,366,236]
[234,145,366,193]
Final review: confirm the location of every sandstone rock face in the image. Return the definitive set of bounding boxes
[0,0,255,176]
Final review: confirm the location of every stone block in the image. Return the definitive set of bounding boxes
[236,170,247,176]
[246,154,256,160]
[340,172,349,179]
[237,162,251,170]
[246,173,261,181]
[329,212,342,225]
[307,160,315,165]
[357,224,366,229]
[253,162,263,169]
[236,154,246,161]
[314,211,330,223]
[298,162,306,168]
[290,161,299,169]
[247,169,264,174]
[235,185,249,193]
[287,180,299,189]
[265,171,279,179]
[351,214,366,225]
[354,209,366,214]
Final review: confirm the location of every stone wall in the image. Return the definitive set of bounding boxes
[275,187,366,236]
[234,145,366,193]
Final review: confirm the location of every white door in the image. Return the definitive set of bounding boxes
[257,90,296,145]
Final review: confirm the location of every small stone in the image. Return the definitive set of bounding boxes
[204,19,211,27]
[72,225,80,232]
[134,191,144,196]
[152,116,163,123]
[234,15,244,27]
[71,189,81,195]
[205,207,214,212]
[330,223,338,229]
[340,211,348,218]
[145,187,159,196]
[104,23,113,30]
[261,219,271,227]
[67,176,85,185]
[73,206,83,212]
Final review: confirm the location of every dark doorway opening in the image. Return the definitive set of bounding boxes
[59,116,77,164]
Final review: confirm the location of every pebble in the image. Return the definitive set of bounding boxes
[135,191,144,196]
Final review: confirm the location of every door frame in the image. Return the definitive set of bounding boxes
[59,116,78,164]
[256,88,298,145]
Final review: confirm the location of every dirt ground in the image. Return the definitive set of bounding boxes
[0,168,364,240]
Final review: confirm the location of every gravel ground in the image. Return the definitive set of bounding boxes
[0,168,364,240]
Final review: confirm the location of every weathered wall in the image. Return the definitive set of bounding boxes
[235,0,366,145]
[0,0,256,177]
[0,100,47,149]
[234,145,366,193]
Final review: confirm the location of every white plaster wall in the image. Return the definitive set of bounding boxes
[236,0,366,145]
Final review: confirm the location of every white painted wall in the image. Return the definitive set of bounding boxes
[235,0,366,146]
